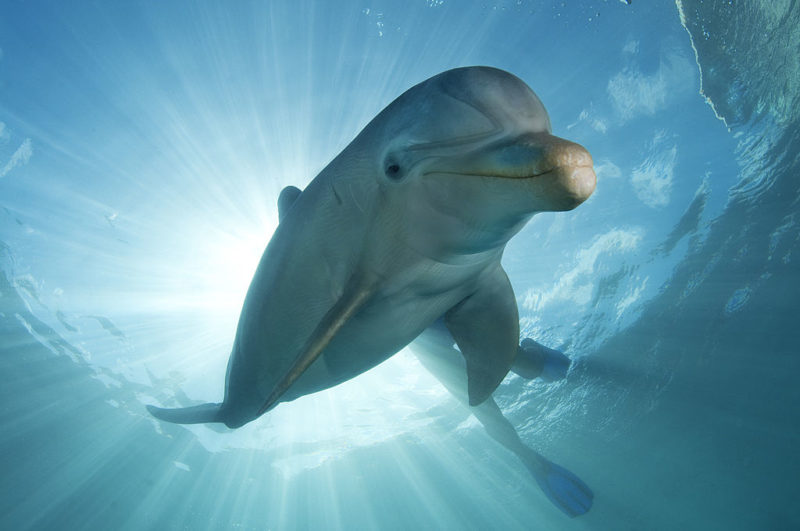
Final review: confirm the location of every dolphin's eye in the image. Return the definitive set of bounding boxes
[385,162,403,180]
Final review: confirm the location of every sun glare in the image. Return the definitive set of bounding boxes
[200,227,273,314]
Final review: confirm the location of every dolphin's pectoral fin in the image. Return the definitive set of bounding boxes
[147,403,223,424]
[445,266,519,406]
[257,280,376,415]
[278,185,303,221]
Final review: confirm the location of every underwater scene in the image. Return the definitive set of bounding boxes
[1,1,798,529]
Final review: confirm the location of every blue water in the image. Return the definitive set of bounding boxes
[1,1,798,529]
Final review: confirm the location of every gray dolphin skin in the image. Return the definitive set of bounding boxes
[147,66,596,435]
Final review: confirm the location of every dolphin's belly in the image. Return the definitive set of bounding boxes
[281,274,476,402]
[226,190,499,412]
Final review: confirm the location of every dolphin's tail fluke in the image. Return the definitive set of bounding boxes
[147,403,223,425]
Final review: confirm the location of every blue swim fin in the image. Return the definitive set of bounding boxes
[147,403,223,424]
[514,338,572,382]
[526,455,593,517]
[537,344,571,382]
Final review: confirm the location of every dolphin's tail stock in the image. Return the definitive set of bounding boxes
[147,403,223,424]
[522,449,594,518]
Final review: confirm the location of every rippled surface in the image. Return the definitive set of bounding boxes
[1,1,798,529]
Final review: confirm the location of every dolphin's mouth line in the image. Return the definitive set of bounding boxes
[425,164,592,180]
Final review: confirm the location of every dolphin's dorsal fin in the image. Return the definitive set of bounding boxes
[445,265,519,406]
[257,279,376,414]
[278,186,303,221]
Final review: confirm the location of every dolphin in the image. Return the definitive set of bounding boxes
[147,66,596,432]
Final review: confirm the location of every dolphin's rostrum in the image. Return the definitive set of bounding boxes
[148,66,596,431]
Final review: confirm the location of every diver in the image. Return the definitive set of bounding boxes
[409,319,593,517]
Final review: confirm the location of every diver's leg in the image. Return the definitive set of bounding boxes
[511,338,572,382]
[410,331,592,516]
[423,317,572,383]
[470,394,592,516]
